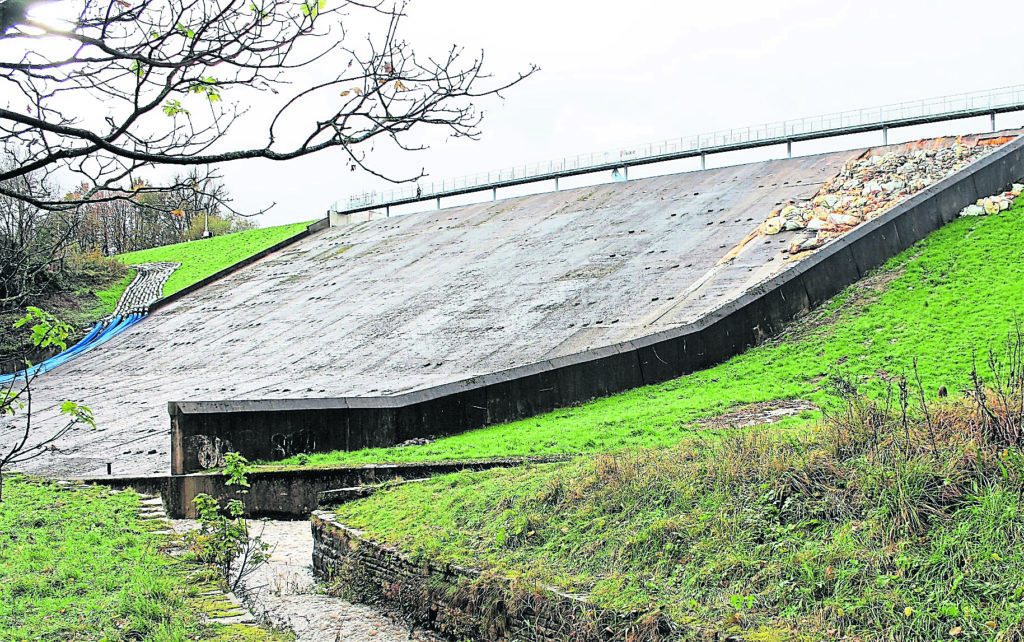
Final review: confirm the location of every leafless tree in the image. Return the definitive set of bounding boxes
[0,161,78,308]
[0,0,536,213]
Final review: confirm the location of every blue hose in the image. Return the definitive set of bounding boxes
[0,313,147,384]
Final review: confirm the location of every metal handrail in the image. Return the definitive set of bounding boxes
[333,84,1024,213]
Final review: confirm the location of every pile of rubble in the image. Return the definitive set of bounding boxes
[395,437,435,447]
[763,141,993,254]
[959,183,1023,216]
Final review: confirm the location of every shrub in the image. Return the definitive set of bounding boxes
[184,453,269,594]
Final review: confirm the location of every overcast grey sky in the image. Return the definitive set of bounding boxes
[19,0,1024,226]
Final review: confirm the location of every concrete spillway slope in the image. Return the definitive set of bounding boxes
[9,142,1007,478]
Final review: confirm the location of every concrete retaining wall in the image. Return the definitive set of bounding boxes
[83,456,569,518]
[169,137,1024,474]
[311,512,688,641]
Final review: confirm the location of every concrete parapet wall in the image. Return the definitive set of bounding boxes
[311,512,688,641]
[169,136,1024,474]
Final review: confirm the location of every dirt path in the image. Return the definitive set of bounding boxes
[173,519,443,641]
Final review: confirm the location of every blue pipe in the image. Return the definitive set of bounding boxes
[0,313,148,384]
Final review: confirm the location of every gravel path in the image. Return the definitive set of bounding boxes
[172,518,444,642]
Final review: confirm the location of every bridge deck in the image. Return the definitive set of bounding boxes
[336,85,1024,214]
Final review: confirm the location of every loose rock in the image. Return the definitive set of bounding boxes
[762,139,999,254]
[959,184,1023,217]
[396,437,435,447]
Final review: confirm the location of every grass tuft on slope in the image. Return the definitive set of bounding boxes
[276,195,1024,468]
[0,475,290,641]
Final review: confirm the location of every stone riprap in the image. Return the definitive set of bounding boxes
[8,134,1019,478]
[960,183,1024,216]
[112,261,181,317]
[762,137,998,253]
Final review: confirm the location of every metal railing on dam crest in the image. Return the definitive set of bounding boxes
[333,84,1024,215]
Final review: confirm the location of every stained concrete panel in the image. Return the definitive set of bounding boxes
[8,149,905,477]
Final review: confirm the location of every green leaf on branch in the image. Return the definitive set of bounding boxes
[300,0,324,19]
[60,400,96,429]
[162,100,190,117]
[14,307,71,351]
[249,3,269,20]
[224,452,251,489]
[189,77,222,103]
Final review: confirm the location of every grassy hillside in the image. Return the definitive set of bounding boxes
[113,220,312,299]
[332,384,1024,640]
[0,252,128,368]
[276,196,1024,468]
[0,221,313,371]
[324,196,1024,639]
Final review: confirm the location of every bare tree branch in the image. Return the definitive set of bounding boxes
[0,0,537,211]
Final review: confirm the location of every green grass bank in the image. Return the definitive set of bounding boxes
[319,197,1024,640]
[329,377,1024,640]
[273,195,1024,469]
[112,220,311,300]
[0,475,289,641]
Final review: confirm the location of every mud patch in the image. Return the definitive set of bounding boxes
[700,399,817,430]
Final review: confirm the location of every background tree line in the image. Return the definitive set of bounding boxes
[68,170,254,257]
[0,164,252,312]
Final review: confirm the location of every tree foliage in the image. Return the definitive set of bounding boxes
[71,170,250,254]
[0,0,535,212]
[0,162,231,313]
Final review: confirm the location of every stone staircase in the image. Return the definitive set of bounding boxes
[113,485,261,628]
